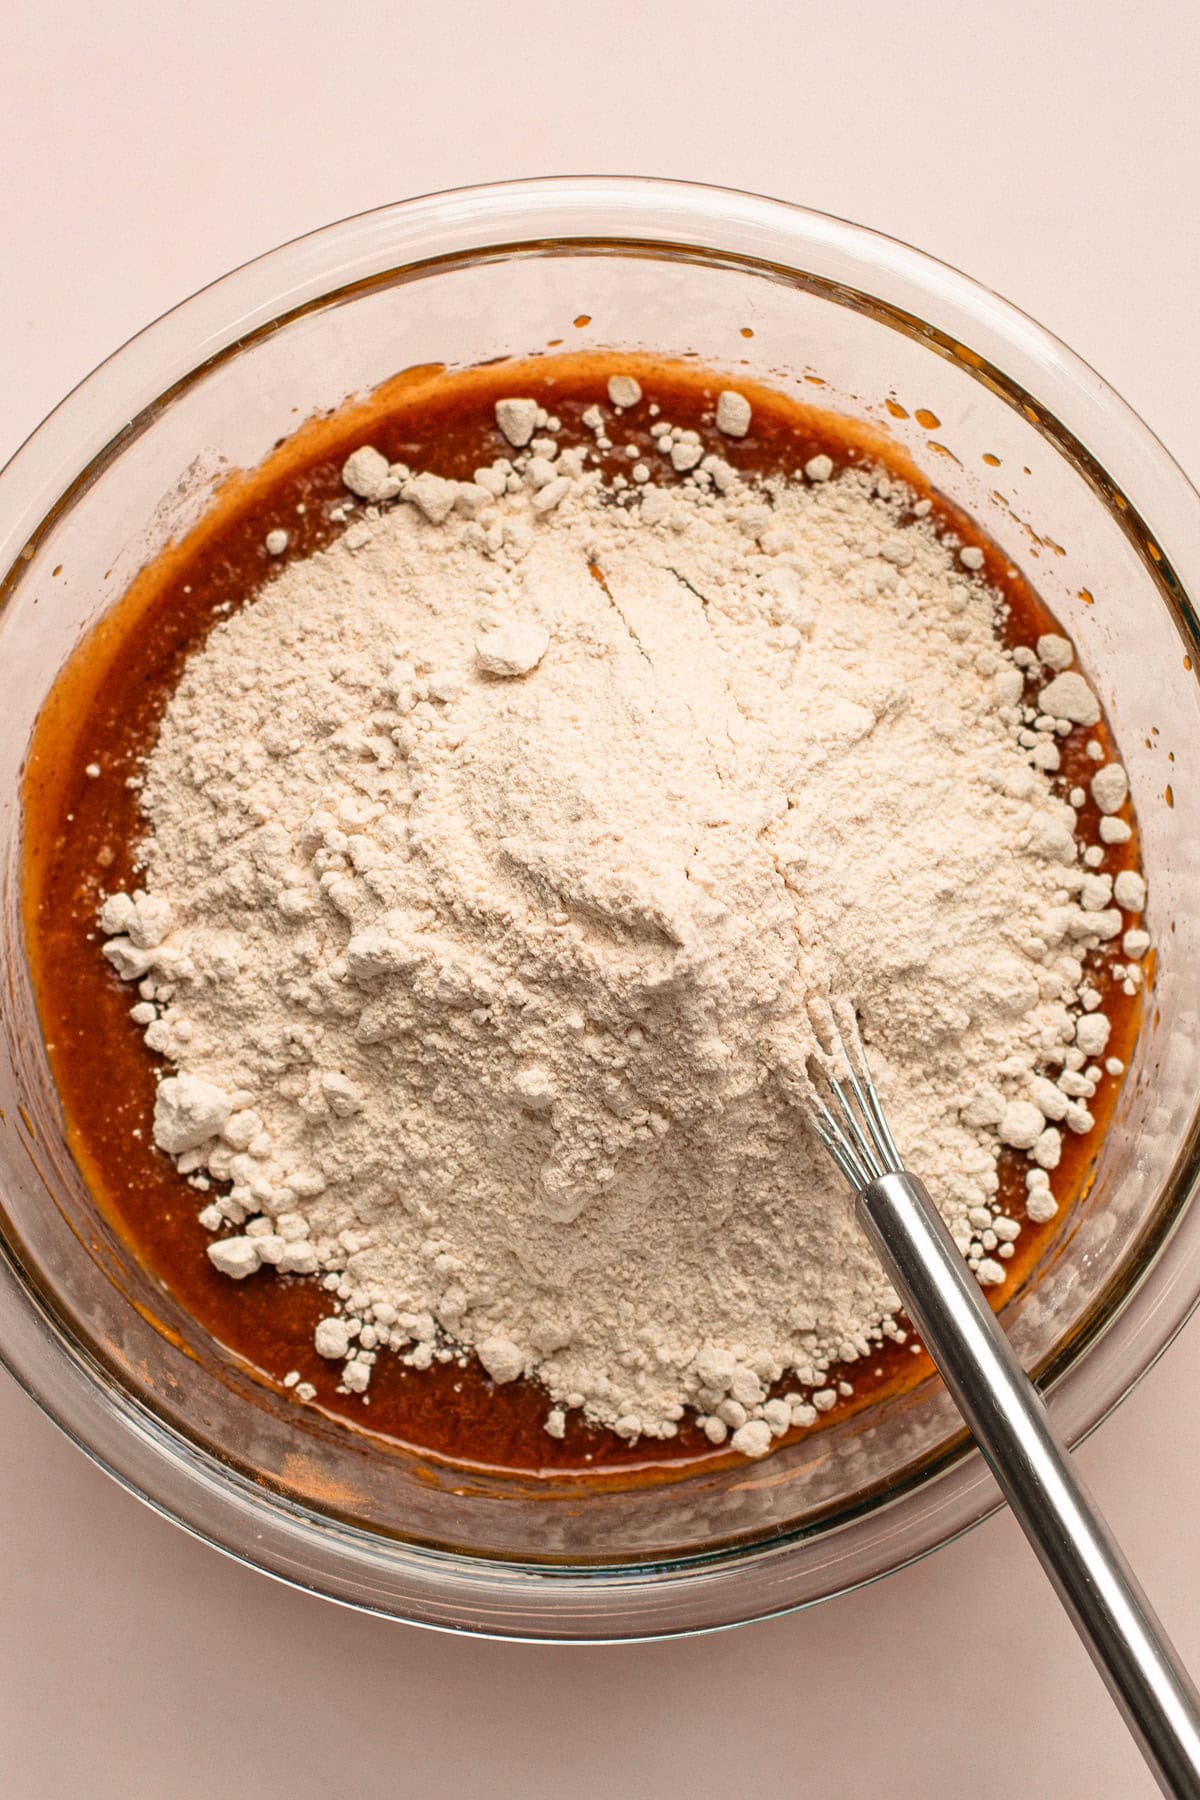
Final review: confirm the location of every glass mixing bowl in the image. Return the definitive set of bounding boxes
[3,177,1200,1640]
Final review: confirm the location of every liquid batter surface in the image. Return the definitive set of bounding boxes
[22,352,1144,1476]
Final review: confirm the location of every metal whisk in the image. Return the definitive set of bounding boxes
[800,1003,1200,1800]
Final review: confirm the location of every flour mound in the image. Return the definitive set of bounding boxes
[99,410,1142,1450]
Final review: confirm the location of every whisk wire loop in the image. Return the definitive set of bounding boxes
[802,1006,905,1190]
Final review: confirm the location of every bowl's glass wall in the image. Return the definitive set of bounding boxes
[2,184,1199,1636]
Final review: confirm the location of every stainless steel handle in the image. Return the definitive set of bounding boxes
[859,1170,1200,1799]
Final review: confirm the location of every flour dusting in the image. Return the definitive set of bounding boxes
[97,393,1145,1452]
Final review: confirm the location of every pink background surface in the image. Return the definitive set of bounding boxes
[3,4,1199,1794]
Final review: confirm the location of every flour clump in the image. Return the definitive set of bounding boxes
[98,398,1143,1452]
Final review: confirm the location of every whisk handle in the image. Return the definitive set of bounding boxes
[859,1170,1200,1800]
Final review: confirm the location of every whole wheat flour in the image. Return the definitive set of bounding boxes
[97,391,1145,1453]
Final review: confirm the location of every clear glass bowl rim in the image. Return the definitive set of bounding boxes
[3,174,1200,1641]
